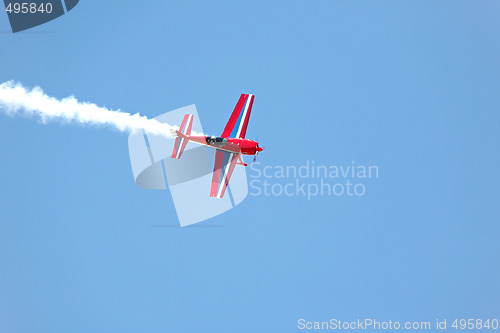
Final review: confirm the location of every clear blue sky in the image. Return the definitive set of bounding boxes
[1,1,499,332]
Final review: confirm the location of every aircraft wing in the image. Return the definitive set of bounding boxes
[221,94,254,139]
[210,149,241,198]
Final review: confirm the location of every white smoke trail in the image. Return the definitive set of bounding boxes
[0,81,199,138]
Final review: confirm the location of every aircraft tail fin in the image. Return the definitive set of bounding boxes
[171,114,193,159]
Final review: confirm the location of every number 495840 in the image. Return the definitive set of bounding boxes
[5,2,53,14]
[452,319,499,330]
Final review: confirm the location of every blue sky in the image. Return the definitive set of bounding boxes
[1,1,499,332]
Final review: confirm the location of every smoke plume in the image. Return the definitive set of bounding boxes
[0,81,195,138]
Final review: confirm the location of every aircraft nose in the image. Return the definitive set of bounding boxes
[256,146,263,152]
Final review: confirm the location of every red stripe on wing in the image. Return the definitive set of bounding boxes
[238,94,254,139]
[218,154,239,198]
[210,150,225,197]
[221,94,248,138]
[171,137,181,158]
[179,114,189,132]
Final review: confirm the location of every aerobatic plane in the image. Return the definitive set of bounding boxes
[170,94,263,199]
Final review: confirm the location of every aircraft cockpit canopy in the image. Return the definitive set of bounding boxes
[206,136,228,146]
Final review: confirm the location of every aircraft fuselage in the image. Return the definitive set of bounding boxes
[186,135,262,156]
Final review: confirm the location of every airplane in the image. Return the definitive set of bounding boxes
[170,93,263,199]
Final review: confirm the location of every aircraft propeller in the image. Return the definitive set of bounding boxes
[254,143,263,162]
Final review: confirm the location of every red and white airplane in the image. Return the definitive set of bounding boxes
[171,94,263,199]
